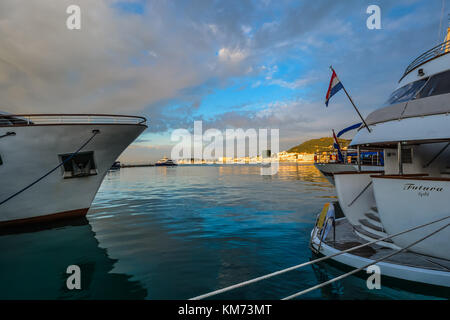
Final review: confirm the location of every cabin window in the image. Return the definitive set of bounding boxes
[385,78,428,105]
[59,151,97,178]
[401,148,413,164]
[0,155,3,165]
[415,70,450,99]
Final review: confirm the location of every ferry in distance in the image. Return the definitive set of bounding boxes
[155,156,177,166]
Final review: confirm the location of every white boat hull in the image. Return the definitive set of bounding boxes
[314,163,382,185]
[372,176,450,260]
[0,123,145,225]
[334,172,383,226]
[310,228,450,288]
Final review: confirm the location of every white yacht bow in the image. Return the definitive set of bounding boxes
[0,113,147,226]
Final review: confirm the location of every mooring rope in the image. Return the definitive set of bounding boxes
[283,222,449,300]
[0,129,100,207]
[0,132,16,139]
[190,215,450,300]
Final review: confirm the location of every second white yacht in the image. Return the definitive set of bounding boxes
[310,32,450,287]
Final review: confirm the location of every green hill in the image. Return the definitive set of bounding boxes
[287,137,351,153]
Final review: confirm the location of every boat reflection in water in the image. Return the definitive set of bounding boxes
[310,255,450,299]
[0,218,147,299]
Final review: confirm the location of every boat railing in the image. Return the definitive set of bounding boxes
[316,216,336,253]
[399,39,450,82]
[0,114,147,126]
[314,150,383,166]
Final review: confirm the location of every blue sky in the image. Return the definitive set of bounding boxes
[124,0,445,162]
[0,0,446,162]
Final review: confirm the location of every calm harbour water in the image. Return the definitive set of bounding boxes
[0,164,445,299]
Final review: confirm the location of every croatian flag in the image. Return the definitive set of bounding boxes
[325,70,343,107]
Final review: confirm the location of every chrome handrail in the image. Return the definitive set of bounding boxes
[0,113,147,126]
[309,213,336,255]
[399,39,450,82]
[317,216,335,253]
[309,213,321,251]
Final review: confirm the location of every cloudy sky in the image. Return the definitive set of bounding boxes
[0,0,446,163]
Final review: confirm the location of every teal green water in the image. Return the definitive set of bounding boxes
[0,164,445,299]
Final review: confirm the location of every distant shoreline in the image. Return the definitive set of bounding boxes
[121,164,155,168]
[119,161,314,168]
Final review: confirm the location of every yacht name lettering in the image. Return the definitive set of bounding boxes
[418,191,429,197]
[403,183,443,192]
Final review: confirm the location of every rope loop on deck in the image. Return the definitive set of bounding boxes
[283,222,449,300]
[190,215,449,300]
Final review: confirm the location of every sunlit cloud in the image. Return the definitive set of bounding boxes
[0,0,442,163]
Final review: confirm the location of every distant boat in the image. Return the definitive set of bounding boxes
[313,123,384,185]
[314,149,384,185]
[110,161,121,170]
[155,156,177,166]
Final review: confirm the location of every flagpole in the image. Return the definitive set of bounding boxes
[332,129,343,162]
[330,66,371,133]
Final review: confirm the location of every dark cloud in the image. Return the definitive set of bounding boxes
[0,0,444,162]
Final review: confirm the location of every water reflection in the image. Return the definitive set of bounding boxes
[85,164,337,299]
[277,163,326,182]
[0,218,147,299]
[0,164,441,299]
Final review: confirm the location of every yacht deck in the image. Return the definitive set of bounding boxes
[322,218,450,272]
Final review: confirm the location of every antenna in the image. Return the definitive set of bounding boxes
[438,0,446,44]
